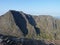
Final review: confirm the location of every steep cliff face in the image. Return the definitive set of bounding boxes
[0,10,23,38]
[0,10,60,40]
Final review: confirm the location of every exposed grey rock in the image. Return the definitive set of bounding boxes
[0,10,60,40]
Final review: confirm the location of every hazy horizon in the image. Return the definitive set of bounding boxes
[0,0,60,17]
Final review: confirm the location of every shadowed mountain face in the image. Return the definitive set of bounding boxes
[0,10,60,40]
[10,11,28,36]
[25,14,40,35]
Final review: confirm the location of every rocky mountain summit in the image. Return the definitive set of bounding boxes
[0,10,60,45]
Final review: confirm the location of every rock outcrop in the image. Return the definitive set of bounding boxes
[0,10,60,40]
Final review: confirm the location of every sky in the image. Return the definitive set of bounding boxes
[0,0,60,17]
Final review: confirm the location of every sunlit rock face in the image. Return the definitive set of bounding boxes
[0,10,60,40]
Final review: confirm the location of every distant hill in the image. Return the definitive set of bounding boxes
[55,16,60,19]
[0,10,60,40]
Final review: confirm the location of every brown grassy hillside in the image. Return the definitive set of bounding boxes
[0,10,60,40]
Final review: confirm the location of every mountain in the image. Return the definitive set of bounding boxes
[55,16,60,19]
[0,10,60,40]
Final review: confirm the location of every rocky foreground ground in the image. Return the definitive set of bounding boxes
[0,39,60,45]
[0,34,60,45]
